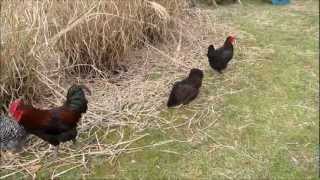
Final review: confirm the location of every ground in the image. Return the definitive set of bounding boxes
[1,0,318,179]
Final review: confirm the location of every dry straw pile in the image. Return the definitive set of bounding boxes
[0,0,187,110]
[0,0,240,177]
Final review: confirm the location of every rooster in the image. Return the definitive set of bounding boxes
[0,115,28,152]
[9,85,91,157]
[167,68,204,107]
[207,36,236,73]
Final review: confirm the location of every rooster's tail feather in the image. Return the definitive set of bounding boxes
[65,85,91,113]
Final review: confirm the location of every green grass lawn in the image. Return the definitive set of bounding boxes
[3,0,318,179]
[91,1,318,179]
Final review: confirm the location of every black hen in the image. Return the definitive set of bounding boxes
[207,36,236,73]
[167,68,204,107]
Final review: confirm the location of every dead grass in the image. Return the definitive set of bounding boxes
[0,0,187,176]
[0,0,222,178]
[0,0,187,110]
[0,1,240,176]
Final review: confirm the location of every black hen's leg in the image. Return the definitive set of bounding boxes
[72,138,77,145]
[53,145,59,158]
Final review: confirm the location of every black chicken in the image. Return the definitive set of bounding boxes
[207,36,236,73]
[167,68,204,107]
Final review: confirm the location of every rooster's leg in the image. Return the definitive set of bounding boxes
[53,145,59,158]
[72,139,77,145]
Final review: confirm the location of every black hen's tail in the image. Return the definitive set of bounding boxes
[167,97,176,107]
[167,90,178,107]
[208,45,214,50]
[64,85,91,113]
[207,45,215,57]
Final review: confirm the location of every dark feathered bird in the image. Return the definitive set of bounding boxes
[9,85,91,157]
[167,68,204,107]
[207,36,236,73]
[0,115,28,152]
